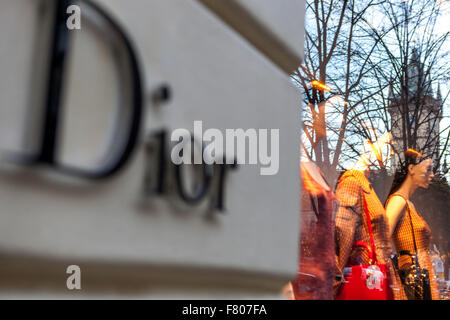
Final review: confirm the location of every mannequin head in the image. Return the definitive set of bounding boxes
[388,149,434,197]
[408,157,434,189]
[352,132,392,171]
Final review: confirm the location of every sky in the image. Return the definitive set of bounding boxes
[434,0,450,173]
[302,0,450,173]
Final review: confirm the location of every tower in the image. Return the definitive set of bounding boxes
[388,48,443,170]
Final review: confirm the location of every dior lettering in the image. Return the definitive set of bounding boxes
[15,0,143,179]
[1,1,287,212]
[144,130,237,211]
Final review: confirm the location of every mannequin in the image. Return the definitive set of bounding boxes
[301,152,331,192]
[385,149,439,299]
[333,133,406,299]
[287,151,337,300]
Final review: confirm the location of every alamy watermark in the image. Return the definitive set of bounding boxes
[170,121,279,176]
[66,5,81,30]
[66,265,81,290]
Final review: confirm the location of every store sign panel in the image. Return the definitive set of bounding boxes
[0,0,300,280]
[198,0,305,72]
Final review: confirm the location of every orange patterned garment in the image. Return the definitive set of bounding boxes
[334,169,406,299]
[388,193,440,300]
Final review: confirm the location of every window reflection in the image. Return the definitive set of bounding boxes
[286,0,449,300]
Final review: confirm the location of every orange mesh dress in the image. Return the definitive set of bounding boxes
[387,193,440,300]
[334,170,406,299]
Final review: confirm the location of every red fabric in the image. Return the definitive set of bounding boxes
[362,194,377,262]
[353,241,374,262]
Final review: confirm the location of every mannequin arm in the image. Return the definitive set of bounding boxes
[333,177,362,295]
[385,195,407,238]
